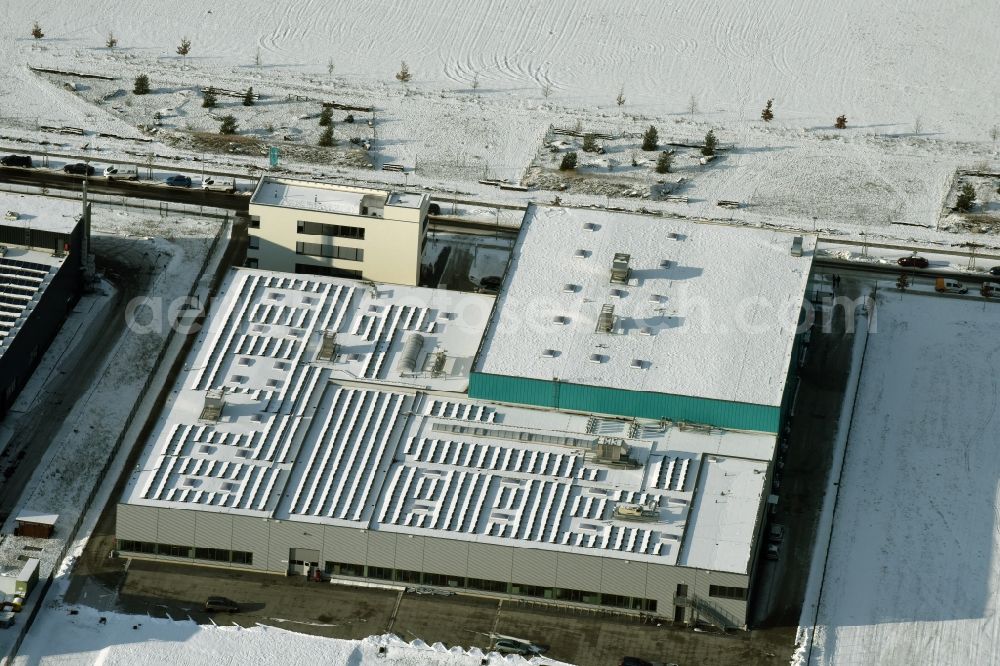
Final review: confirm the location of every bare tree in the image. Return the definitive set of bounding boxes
[254,48,262,68]
[106,31,118,49]
[542,81,552,98]
[913,116,923,135]
[471,72,480,92]
[616,86,626,108]
[688,94,698,115]
[991,125,1000,144]
[31,22,44,40]
[395,61,412,83]
[327,58,335,78]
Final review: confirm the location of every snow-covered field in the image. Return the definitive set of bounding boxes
[800,291,1000,665]
[0,1,997,233]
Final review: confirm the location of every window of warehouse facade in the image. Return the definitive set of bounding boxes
[117,540,251,565]
[324,561,364,577]
[708,585,747,600]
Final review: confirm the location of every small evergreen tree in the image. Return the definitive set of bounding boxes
[702,130,717,156]
[956,183,976,212]
[319,106,333,126]
[106,32,117,48]
[344,114,355,124]
[219,115,238,135]
[133,74,151,95]
[835,114,847,129]
[559,151,578,170]
[655,151,672,174]
[177,37,191,57]
[582,133,598,153]
[318,125,334,147]
[31,22,44,40]
[761,98,774,122]
[202,86,217,108]
[242,87,255,106]
[395,61,412,83]
[641,125,658,151]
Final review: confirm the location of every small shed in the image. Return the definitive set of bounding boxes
[14,511,58,539]
[0,558,39,597]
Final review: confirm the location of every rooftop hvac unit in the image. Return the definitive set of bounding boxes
[614,499,660,522]
[199,388,226,422]
[316,330,338,361]
[610,252,631,284]
[595,303,615,333]
[396,333,425,375]
[430,350,447,377]
[592,438,640,468]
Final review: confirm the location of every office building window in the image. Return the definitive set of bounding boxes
[249,216,260,229]
[248,235,260,250]
[295,242,363,262]
[297,220,365,240]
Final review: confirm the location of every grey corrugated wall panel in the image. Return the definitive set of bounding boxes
[366,531,397,568]
[692,571,750,627]
[116,504,158,543]
[230,515,271,571]
[511,548,558,586]
[266,519,324,572]
[323,525,369,564]
[467,542,513,581]
[422,537,469,577]
[156,508,196,546]
[600,559,648,597]
[194,511,234,550]
[393,534,425,571]
[554,552,602,592]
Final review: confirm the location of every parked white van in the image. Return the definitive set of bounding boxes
[104,164,138,181]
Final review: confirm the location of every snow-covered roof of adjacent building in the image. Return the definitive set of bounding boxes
[476,205,816,407]
[0,191,81,236]
[250,177,426,215]
[124,272,774,574]
[0,248,67,358]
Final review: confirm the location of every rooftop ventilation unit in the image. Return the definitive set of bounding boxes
[588,353,607,364]
[573,249,589,259]
[583,222,600,232]
[659,259,671,269]
[630,359,646,370]
[552,315,570,325]
[395,333,425,375]
[592,438,640,468]
[541,348,559,358]
[791,236,804,257]
[316,330,338,361]
[596,303,615,333]
[430,350,448,377]
[610,253,631,284]
[614,498,660,521]
[199,388,226,422]
[562,283,579,293]
[639,326,655,336]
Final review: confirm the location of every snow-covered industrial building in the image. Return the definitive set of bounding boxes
[470,206,815,432]
[0,194,84,417]
[248,177,430,286]
[116,259,787,628]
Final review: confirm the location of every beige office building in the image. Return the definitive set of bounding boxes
[248,177,430,286]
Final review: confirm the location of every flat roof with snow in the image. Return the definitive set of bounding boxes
[476,206,816,407]
[250,177,426,216]
[0,191,81,236]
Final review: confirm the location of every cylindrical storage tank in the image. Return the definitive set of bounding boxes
[395,333,424,375]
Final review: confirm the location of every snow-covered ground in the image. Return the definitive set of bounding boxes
[13,603,568,666]
[798,291,1000,665]
[0,1,997,234]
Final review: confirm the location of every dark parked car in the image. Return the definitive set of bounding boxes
[478,275,503,292]
[619,658,654,666]
[897,255,929,269]
[990,266,1000,277]
[0,155,32,168]
[203,596,239,613]
[63,162,95,176]
[166,174,193,188]
[493,639,537,655]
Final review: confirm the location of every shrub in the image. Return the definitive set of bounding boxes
[219,115,238,135]
[641,125,658,151]
[319,107,333,126]
[344,114,355,123]
[395,61,412,83]
[761,99,774,122]
[133,74,151,95]
[177,37,191,57]
[318,125,334,147]
[956,183,976,212]
[835,114,847,129]
[31,22,44,40]
[655,151,672,174]
[582,133,598,153]
[559,151,577,170]
[701,130,717,156]
[106,32,117,48]
[202,86,217,108]
[242,87,255,106]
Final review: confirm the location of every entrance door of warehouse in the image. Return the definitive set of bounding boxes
[288,548,321,576]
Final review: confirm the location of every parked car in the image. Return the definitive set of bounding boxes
[63,162,95,176]
[478,275,503,292]
[935,277,968,294]
[619,658,655,666]
[897,255,929,269]
[768,524,785,543]
[990,266,1000,277]
[766,544,780,561]
[104,164,139,180]
[0,155,32,168]
[493,639,534,656]
[980,282,1000,298]
[203,596,239,613]
[202,176,236,192]
[165,174,193,188]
